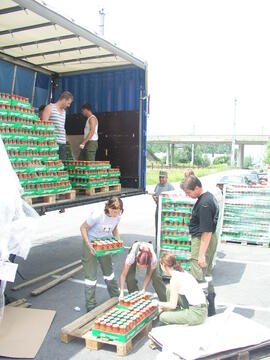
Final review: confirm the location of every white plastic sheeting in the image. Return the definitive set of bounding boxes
[151,310,270,360]
[0,136,38,319]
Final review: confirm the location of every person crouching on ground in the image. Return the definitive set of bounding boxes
[119,241,167,301]
[80,197,123,312]
[153,253,207,326]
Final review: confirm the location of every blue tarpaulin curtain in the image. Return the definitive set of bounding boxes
[33,72,51,108]
[14,66,35,101]
[54,66,145,114]
[0,60,14,94]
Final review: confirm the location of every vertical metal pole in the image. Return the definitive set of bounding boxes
[99,8,105,35]
[31,71,37,106]
[11,65,17,94]
[231,98,237,166]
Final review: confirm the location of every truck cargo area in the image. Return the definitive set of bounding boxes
[0,0,148,212]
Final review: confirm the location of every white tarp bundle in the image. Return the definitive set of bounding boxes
[0,136,38,319]
[151,310,270,360]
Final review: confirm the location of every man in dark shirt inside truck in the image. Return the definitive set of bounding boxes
[181,176,219,316]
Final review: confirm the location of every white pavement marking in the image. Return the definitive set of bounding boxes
[217,258,270,267]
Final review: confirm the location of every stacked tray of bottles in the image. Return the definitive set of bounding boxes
[91,237,124,256]
[0,130,56,142]
[159,195,194,270]
[64,161,121,189]
[0,93,38,121]
[23,182,72,196]
[92,298,158,342]
[63,160,112,171]
[70,179,120,188]
[0,119,55,132]
[118,291,149,309]
[0,93,73,197]
[221,185,270,244]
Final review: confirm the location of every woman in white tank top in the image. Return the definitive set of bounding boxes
[153,254,208,326]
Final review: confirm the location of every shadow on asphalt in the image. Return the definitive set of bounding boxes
[213,260,246,286]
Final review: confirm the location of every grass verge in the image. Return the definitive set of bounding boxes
[146,165,231,186]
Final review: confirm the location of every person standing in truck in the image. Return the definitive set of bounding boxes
[152,171,175,251]
[180,175,219,316]
[42,91,73,161]
[78,104,98,161]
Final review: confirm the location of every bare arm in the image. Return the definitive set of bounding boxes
[112,225,120,240]
[142,267,155,292]
[198,232,212,268]
[42,104,52,121]
[120,263,130,297]
[81,117,97,145]
[158,277,180,310]
[80,221,96,255]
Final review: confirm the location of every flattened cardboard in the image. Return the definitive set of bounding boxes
[0,306,55,358]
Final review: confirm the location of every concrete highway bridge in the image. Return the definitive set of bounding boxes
[147,134,270,168]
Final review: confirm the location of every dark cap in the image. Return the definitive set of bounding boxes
[159,170,168,177]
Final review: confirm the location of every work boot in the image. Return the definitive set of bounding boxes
[207,293,216,317]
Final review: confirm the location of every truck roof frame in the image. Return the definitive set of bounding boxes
[0,0,147,74]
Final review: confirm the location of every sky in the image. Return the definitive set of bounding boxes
[45,0,270,143]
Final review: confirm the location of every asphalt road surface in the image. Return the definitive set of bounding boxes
[5,170,270,360]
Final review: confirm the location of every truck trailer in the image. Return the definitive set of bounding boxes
[0,0,148,214]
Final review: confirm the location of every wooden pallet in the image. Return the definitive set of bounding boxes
[7,298,32,308]
[84,320,153,356]
[23,190,76,206]
[221,239,270,248]
[61,297,119,344]
[61,296,154,356]
[75,184,121,196]
[148,333,270,360]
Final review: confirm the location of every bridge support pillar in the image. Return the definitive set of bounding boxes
[171,144,175,167]
[191,144,195,166]
[238,144,244,168]
[166,143,170,166]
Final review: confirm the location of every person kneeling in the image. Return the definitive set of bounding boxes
[155,254,208,326]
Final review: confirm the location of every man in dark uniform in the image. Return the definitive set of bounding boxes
[181,176,219,316]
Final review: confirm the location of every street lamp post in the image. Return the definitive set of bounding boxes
[231,98,237,166]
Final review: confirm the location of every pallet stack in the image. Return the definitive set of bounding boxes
[0,93,72,200]
[221,184,270,247]
[91,291,158,343]
[64,160,121,195]
[158,194,195,270]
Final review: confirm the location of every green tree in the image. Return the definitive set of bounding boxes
[213,155,230,165]
[264,139,270,164]
[243,155,253,169]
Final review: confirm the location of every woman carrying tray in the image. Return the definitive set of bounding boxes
[153,253,207,325]
[119,242,167,301]
[80,196,123,312]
